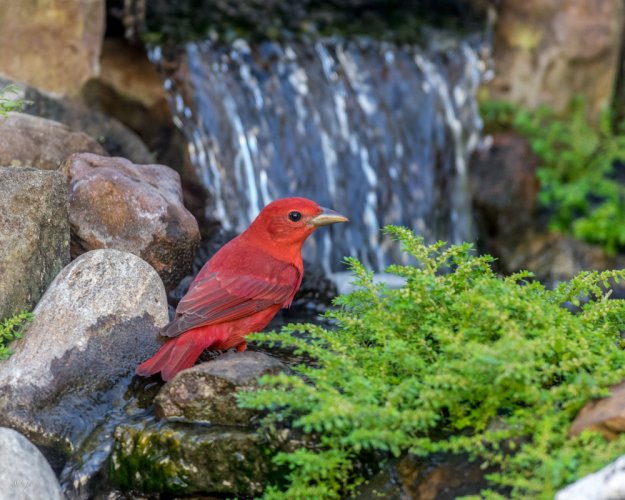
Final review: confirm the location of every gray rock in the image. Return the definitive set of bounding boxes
[0,427,63,500]
[0,249,169,454]
[0,167,70,321]
[0,112,106,170]
[556,454,625,500]
[155,351,285,425]
[62,152,200,290]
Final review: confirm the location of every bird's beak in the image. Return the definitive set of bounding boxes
[310,207,349,227]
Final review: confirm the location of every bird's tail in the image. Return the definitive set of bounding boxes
[136,334,207,381]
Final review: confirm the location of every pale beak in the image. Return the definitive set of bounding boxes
[310,207,349,227]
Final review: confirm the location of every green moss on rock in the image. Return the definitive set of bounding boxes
[109,421,273,496]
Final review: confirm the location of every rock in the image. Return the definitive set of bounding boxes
[470,132,540,252]
[502,232,625,287]
[394,453,490,500]
[570,381,625,440]
[82,38,188,171]
[0,167,69,320]
[155,351,285,425]
[0,249,168,455]
[0,0,105,96]
[469,132,625,285]
[0,113,106,170]
[63,152,200,289]
[1,77,155,164]
[556,454,625,500]
[109,421,274,496]
[486,0,624,121]
[354,453,490,500]
[0,427,63,500]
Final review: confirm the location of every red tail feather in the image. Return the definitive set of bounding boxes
[136,334,206,381]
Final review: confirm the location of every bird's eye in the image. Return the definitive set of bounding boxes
[288,211,302,222]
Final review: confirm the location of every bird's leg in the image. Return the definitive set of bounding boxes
[236,341,248,352]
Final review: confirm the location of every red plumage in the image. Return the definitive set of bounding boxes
[136,197,347,381]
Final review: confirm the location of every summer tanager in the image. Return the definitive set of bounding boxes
[136,197,348,381]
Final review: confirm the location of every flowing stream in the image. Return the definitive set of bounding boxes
[151,31,487,272]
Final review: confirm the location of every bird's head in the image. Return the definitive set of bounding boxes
[245,197,348,250]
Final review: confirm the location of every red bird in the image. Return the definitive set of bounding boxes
[136,197,348,381]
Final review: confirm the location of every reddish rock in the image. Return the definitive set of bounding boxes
[0,113,106,170]
[62,153,200,289]
[570,381,625,440]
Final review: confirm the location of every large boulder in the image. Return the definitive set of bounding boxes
[0,427,63,500]
[0,113,106,170]
[154,351,285,425]
[62,152,200,289]
[0,167,69,320]
[0,0,105,96]
[486,0,624,121]
[0,249,168,456]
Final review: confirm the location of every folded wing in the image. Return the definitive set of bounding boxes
[161,264,300,338]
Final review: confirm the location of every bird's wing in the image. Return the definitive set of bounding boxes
[161,265,300,338]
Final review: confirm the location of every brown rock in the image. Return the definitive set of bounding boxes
[570,381,625,440]
[62,153,200,289]
[0,113,106,170]
[470,131,625,284]
[487,0,624,121]
[470,132,540,250]
[81,38,188,171]
[154,351,285,425]
[503,232,625,285]
[0,0,105,96]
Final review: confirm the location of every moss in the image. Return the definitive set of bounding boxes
[109,420,273,496]
[142,0,489,45]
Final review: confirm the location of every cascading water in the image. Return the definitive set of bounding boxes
[151,31,486,272]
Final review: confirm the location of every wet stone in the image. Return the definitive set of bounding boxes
[109,421,273,497]
[155,351,285,425]
[0,249,168,457]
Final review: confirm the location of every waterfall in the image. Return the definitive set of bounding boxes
[151,31,486,272]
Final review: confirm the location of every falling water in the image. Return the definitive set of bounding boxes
[152,31,486,272]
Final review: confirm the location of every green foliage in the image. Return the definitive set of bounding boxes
[0,311,31,359]
[239,228,625,499]
[0,84,28,116]
[481,97,625,254]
